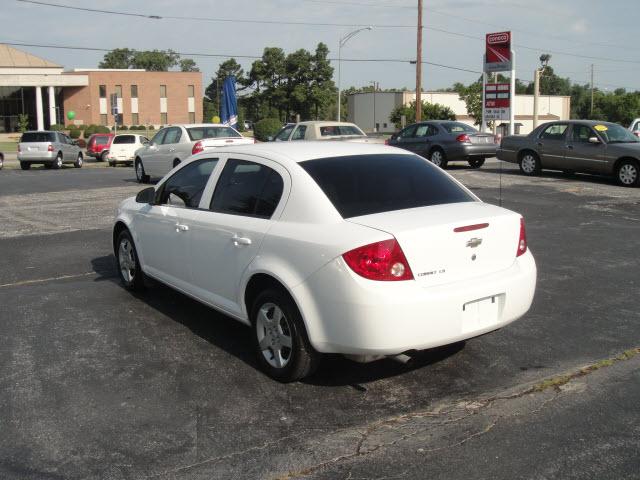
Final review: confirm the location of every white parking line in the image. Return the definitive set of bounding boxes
[0,272,96,288]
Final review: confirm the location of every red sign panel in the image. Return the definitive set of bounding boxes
[485,31,511,72]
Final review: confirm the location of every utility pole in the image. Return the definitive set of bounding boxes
[590,64,594,117]
[415,0,423,122]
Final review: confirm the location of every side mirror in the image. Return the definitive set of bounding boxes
[588,136,600,144]
[135,187,156,204]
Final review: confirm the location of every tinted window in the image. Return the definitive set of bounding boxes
[541,124,568,139]
[291,125,307,140]
[301,154,474,218]
[113,135,135,144]
[20,132,54,143]
[210,159,284,219]
[274,125,294,141]
[157,159,218,208]
[440,122,477,134]
[187,126,242,141]
[162,127,182,144]
[398,125,417,139]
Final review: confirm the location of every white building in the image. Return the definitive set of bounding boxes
[348,90,571,135]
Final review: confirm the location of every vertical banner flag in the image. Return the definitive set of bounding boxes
[220,76,238,128]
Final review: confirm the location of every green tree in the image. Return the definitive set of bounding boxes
[131,49,180,71]
[99,48,134,69]
[179,58,199,72]
[17,114,29,133]
[389,101,456,128]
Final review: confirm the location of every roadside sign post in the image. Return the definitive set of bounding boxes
[110,93,118,136]
[483,31,515,135]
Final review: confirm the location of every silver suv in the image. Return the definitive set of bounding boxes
[18,131,83,170]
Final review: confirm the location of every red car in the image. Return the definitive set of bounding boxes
[86,133,114,161]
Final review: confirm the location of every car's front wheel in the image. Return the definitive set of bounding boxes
[519,151,540,176]
[251,289,320,382]
[135,159,149,183]
[0,154,3,170]
[115,230,145,291]
[616,159,639,187]
[468,158,485,168]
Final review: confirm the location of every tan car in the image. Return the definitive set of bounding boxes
[270,121,385,144]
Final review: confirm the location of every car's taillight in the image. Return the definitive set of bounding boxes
[456,134,471,143]
[192,141,203,155]
[343,239,414,281]
[384,138,389,145]
[517,218,527,257]
[47,145,53,152]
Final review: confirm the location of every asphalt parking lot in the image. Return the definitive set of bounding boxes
[0,161,638,479]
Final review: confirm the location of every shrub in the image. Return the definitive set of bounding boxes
[69,128,81,139]
[119,125,128,131]
[96,126,111,134]
[50,124,65,131]
[77,124,87,130]
[253,118,282,142]
[148,125,155,130]
[84,124,98,136]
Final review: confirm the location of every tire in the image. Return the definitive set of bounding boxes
[74,153,83,168]
[0,154,3,170]
[20,161,30,170]
[109,161,116,167]
[115,230,146,291]
[173,158,181,168]
[429,148,448,168]
[52,153,63,170]
[135,159,149,183]
[100,151,108,162]
[519,151,541,176]
[616,159,639,187]
[468,158,485,169]
[251,288,320,382]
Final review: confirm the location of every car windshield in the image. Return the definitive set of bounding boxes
[440,122,477,134]
[20,132,54,142]
[319,125,364,137]
[595,123,640,143]
[301,154,474,218]
[112,135,135,144]
[187,126,242,140]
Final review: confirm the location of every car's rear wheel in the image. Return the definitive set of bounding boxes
[115,230,145,291]
[74,153,83,168]
[429,148,448,168]
[173,158,181,168]
[20,161,30,170]
[135,159,149,183]
[251,289,320,382]
[0,154,3,170]
[52,153,63,170]
[100,151,108,162]
[468,158,485,169]
[519,152,540,176]
[616,159,639,187]
[109,160,116,167]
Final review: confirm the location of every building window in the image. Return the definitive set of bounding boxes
[100,114,108,125]
[132,113,139,125]
[188,85,195,97]
[160,113,167,124]
[115,85,122,98]
[99,85,106,98]
[383,123,388,128]
[189,112,195,123]
[160,85,167,98]
[131,85,138,98]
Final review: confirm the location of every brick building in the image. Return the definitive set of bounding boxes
[63,69,202,127]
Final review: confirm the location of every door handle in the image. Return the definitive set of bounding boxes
[232,235,252,246]
[175,223,189,232]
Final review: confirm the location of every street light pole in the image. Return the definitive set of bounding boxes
[416,0,423,122]
[533,54,551,129]
[369,80,378,132]
[337,26,373,121]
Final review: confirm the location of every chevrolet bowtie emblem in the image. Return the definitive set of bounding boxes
[466,238,483,248]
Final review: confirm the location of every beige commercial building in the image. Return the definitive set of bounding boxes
[348,90,571,134]
[0,44,203,132]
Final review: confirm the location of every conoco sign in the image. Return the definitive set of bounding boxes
[484,31,512,72]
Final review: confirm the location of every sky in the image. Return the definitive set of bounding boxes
[2,0,640,94]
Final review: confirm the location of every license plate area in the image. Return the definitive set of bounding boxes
[461,294,504,334]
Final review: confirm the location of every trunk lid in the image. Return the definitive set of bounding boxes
[201,137,254,149]
[469,133,496,145]
[347,202,521,287]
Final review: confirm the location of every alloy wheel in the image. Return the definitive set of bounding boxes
[256,302,293,369]
[430,150,443,167]
[521,154,537,174]
[118,238,136,284]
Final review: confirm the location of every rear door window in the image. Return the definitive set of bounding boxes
[301,154,474,218]
[187,126,242,140]
[540,124,568,140]
[210,159,284,219]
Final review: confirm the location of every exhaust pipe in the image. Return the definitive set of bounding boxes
[389,353,412,364]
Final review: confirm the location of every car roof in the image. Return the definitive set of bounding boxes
[295,121,359,127]
[191,141,409,165]
[540,120,620,127]
[168,123,232,128]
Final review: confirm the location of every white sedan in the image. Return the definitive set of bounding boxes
[113,143,536,382]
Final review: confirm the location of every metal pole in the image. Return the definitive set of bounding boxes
[533,67,540,129]
[337,42,342,121]
[415,0,423,122]
[509,50,515,136]
[590,64,594,117]
[481,55,486,133]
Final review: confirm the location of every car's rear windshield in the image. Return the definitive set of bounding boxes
[93,136,110,145]
[440,122,477,134]
[187,126,241,141]
[20,132,54,143]
[112,135,135,144]
[300,154,474,218]
[319,125,364,137]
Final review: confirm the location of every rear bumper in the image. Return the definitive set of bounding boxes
[496,148,519,164]
[17,152,55,162]
[448,143,497,160]
[293,250,537,355]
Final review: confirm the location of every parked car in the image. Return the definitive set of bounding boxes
[387,121,497,168]
[86,133,114,161]
[0,152,3,170]
[628,118,640,137]
[113,142,537,382]
[17,131,83,170]
[497,120,640,187]
[106,134,149,167]
[270,121,385,143]
[134,124,254,183]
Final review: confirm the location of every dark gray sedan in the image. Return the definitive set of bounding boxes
[387,121,497,168]
[497,120,640,187]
